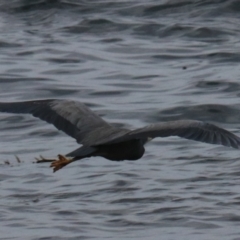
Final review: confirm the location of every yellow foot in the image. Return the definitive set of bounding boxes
[50,154,72,172]
[35,155,56,163]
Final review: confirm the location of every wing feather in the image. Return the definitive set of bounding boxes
[0,99,111,144]
[94,120,240,149]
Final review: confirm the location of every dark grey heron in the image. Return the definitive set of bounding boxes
[0,99,239,172]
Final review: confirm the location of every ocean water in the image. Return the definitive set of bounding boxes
[0,0,240,239]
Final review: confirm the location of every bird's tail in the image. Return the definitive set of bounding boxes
[66,145,97,159]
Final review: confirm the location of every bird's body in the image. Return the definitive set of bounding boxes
[0,99,239,172]
[93,139,145,161]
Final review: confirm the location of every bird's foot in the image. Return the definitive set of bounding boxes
[35,155,56,163]
[50,154,72,172]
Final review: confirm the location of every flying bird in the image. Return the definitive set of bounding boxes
[0,99,239,172]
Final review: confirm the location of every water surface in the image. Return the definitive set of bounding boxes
[0,1,240,239]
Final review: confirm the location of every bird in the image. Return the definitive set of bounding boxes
[0,99,239,172]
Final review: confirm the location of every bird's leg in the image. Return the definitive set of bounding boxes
[35,155,56,163]
[50,154,73,172]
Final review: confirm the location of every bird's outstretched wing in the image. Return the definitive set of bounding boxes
[0,99,111,144]
[94,120,240,149]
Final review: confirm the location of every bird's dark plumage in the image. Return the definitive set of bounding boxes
[0,99,239,172]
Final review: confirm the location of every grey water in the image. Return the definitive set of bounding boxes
[1,0,240,239]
